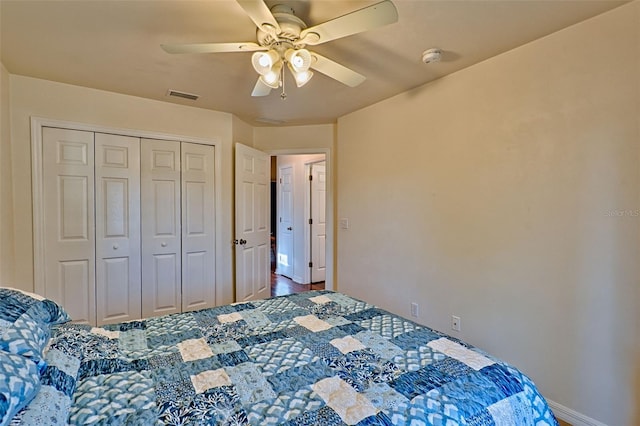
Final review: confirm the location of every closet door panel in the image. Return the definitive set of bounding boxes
[151,254,180,310]
[95,133,141,325]
[100,257,131,320]
[181,143,216,312]
[141,139,182,318]
[43,127,95,325]
[56,260,92,323]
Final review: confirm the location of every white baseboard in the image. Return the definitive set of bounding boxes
[547,400,608,426]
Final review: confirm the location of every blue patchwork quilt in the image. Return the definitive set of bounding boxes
[12,291,558,425]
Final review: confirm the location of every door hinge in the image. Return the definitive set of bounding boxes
[308,218,313,225]
[279,178,282,183]
[279,217,282,223]
[309,175,313,181]
[309,261,313,268]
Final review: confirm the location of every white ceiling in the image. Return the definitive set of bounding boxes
[0,0,627,126]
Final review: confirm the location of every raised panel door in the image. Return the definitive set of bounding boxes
[95,133,141,325]
[234,144,270,302]
[277,165,294,279]
[42,127,95,324]
[141,139,182,317]
[181,143,215,311]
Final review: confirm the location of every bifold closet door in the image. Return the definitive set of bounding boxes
[94,133,141,325]
[141,140,216,316]
[181,142,215,311]
[141,139,182,317]
[42,127,96,325]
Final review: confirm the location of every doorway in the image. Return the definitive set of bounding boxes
[234,145,333,303]
[271,153,326,288]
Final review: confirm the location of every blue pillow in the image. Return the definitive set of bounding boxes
[0,288,70,325]
[0,350,41,426]
[9,325,83,425]
[0,288,70,368]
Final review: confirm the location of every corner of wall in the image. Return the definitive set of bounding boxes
[0,62,16,286]
[231,114,255,147]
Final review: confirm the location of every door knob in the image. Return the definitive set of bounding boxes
[161,242,167,247]
[287,227,292,231]
[240,239,247,245]
[112,244,119,250]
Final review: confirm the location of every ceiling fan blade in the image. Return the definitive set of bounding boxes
[251,78,272,97]
[310,52,366,87]
[161,42,266,54]
[236,0,281,34]
[299,0,398,46]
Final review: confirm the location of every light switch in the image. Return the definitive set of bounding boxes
[339,218,349,229]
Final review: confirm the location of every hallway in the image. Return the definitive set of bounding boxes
[270,273,325,297]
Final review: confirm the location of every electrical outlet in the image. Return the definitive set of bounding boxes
[451,315,461,332]
[410,303,419,318]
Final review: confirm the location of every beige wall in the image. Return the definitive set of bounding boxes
[337,3,639,425]
[253,124,334,152]
[232,115,254,147]
[9,75,236,304]
[0,62,15,286]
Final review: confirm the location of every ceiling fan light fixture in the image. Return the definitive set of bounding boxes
[163,0,400,98]
[285,48,312,72]
[261,73,279,88]
[290,67,314,87]
[260,61,282,88]
[251,50,280,75]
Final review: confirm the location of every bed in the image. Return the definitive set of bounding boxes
[1,287,558,425]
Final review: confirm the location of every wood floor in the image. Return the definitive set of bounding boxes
[270,272,325,297]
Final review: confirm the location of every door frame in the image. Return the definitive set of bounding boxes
[30,116,223,303]
[269,148,333,291]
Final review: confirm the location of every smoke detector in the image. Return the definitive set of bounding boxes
[422,48,442,64]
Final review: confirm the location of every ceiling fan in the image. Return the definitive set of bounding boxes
[161,0,398,98]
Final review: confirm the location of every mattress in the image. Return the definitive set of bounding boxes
[10,290,558,425]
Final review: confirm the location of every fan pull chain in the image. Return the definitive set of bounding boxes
[280,65,287,100]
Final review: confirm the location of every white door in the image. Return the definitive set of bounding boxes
[310,162,326,283]
[277,165,294,279]
[42,127,96,325]
[95,133,141,325]
[181,143,216,311]
[141,139,182,317]
[235,143,270,302]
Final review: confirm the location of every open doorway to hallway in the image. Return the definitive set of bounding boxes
[271,274,325,297]
[270,154,326,295]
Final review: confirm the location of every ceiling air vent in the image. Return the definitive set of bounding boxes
[166,89,199,101]
[255,117,286,125]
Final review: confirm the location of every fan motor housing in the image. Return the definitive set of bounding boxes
[257,5,307,46]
